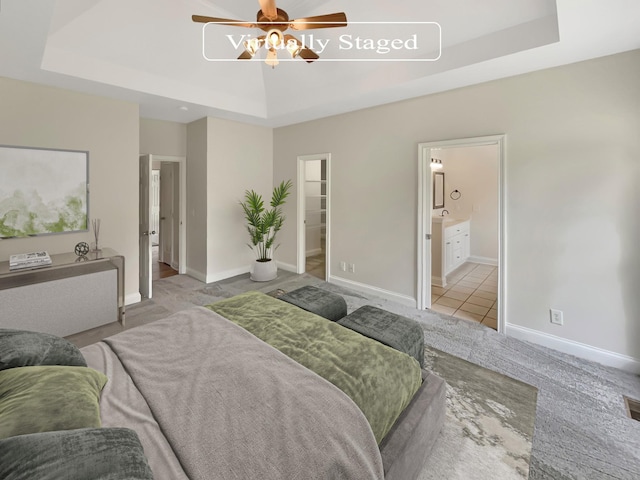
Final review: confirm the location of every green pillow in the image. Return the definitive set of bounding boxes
[0,329,87,371]
[0,365,108,439]
[0,428,154,480]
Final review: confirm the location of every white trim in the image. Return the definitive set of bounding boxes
[276,261,297,273]
[305,248,323,257]
[125,292,142,306]
[506,323,640,375]
[417,135,507,334]
[416,145,432,310]
[329,275,416,308]
[186,267,207,283]
[467,255,498,266]
[431,275,446,288]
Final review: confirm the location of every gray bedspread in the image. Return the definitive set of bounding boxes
[85,307,384,480]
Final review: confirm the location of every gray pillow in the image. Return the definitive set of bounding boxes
[0,427,154,480]
[0,328,86,371]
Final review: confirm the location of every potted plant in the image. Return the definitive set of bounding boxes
[240,180,293,281]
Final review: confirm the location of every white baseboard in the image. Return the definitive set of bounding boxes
[328,275,416,308]
[206,266,250,284]
[277,261,298,273]
[506,323,640,374]
[125,292,142,306]
[468,255,498,266]
[305,248,323,257]
[186,267,207,283]
[431,275,446,288]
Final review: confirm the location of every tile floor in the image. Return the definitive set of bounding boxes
[431,262,498,330]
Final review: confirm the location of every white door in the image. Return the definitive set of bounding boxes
[139,154,155,299]
[417,145,433,309]
[159,162,174,266]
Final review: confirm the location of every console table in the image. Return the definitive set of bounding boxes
[0,248,125,337]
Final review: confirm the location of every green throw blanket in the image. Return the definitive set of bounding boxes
[207,291,422,443]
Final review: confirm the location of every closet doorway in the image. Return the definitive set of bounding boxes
[297,154,331,280]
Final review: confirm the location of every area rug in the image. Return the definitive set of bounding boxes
[420,347,538,480]
[265,288,537,479]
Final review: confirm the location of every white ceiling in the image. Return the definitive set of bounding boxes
[0,0,638,127]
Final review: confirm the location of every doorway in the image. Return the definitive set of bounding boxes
[139,154,187,299]
[297,154,331,280]
[152,161,180,280]
[417,135,506,333]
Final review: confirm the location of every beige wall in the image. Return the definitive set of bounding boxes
[185,117,273,282]
[438,145,499,262]
[140,118,186,157]
[186,117,208,280]
[0,78,140,303]
[274,50,640,362]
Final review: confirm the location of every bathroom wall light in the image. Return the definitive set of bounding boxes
[430,158,443,170]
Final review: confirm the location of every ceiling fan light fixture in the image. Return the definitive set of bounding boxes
[266,28,283,48]
[244,37,262,57]
[286,40,302,58]
[265,48,279,68]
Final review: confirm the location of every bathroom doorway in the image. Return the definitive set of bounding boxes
[417,135,505,332]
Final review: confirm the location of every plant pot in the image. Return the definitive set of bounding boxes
[251,259,277,282]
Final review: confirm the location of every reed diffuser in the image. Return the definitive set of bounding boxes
[92,218,101,252]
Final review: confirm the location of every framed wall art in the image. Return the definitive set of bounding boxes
[0,145,89,239]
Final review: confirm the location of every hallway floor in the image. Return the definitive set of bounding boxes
[431,262,498,330]
[152,245,178,281]
[306,253,325,280]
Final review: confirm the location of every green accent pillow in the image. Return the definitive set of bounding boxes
[0,365,108,439]
[0,329,87,371]
[0,427,154,480]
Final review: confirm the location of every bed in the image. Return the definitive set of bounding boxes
[1,291,446,479]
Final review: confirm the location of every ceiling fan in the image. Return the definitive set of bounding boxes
[192,0,347,67]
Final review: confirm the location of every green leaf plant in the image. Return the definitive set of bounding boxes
[240,180,293,262]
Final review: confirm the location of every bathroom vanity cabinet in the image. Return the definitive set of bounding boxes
[431,218,471,287]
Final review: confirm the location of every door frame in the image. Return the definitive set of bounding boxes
[296,153,331,280]
[139,154,187,299]
[417,134,507,333]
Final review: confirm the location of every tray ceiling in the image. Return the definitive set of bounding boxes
[0,0,638,126]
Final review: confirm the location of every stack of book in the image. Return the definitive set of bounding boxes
[9,251,53,271]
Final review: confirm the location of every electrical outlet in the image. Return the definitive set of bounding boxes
[550,308,563,326]
[348,263,355,273]
[340,261,346,272]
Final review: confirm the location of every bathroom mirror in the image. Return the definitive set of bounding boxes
[433,172,445,209]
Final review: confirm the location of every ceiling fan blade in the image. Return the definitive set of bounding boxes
[299,48,320,63]
[290,12,347,30]
[258,0,278,21]
[237,51,254,60]
[192,15,256,28]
